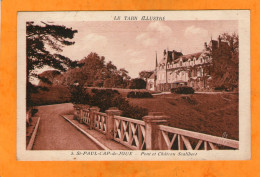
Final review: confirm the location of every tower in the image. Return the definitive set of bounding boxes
[155,51,158,68]
[154,51,158,91]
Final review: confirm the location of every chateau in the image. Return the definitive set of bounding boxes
[147,36,229,91]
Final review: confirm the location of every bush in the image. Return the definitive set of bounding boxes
[127,91,136,98]
[91,88,98,93]
[214,85,233,92]
[71,87,148,119]
[31,108,38,116]
[111,95,148,119]
[127,91,153,98]
[214,85,226,91]
[171,86,195,94]
[70,85,90,104]
[128,78,146,89]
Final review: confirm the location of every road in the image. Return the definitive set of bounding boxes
[33,103,102,150]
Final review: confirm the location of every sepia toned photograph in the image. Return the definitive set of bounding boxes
[17,11,250,160]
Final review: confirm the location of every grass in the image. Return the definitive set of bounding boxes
[128,93,239,140]
[30,86,71,106]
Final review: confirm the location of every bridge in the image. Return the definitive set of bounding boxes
[27,103,239,150]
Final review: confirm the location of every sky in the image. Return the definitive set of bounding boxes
[37,20,238,79]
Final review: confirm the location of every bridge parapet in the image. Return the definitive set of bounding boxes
[73,104,239,150]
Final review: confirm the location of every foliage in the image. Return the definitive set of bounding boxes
[128,78,146,89]
[53,53,131,88]
[127,91,153,98]
[171,86,195,94]
[209,33,239,91]
[26,22,78,107]
[72,88,148,119]
[70,85,90,104]
[38,70,61,86]
[27,22,78,79]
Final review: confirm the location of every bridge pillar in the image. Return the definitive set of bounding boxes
[73,105,80,121]
[79,109,83,123]
[105,107,122,140]
[89,106,100,130]
[143,112,169,150]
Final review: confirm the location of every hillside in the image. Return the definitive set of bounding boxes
[128,93,239,140]
[30,86,71,105]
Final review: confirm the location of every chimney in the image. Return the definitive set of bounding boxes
[172,51,175,60]
[218,35,221,48]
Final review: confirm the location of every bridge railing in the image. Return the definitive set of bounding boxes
[73,105,239,150]
[157,125,238,150]
[93,112,108,134]
[113,115,146,150]
[82,109,91,126]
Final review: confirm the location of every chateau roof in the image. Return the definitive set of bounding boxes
[148,73,155,79]
[158,50,183,65]
[174,52,203,63]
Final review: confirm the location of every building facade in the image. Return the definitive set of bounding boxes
[147,36,228,92]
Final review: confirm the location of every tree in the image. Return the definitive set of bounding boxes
[38,70,61,86]
[139,70,153,82]
[26,22,78,107]
[118,68,131,88]
[210,33,239,90]
[54,53,131,89]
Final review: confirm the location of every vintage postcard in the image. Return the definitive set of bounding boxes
[17,10,250,161]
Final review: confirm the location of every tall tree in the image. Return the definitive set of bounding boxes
[26,22,78,107]
[210,33,239,90]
